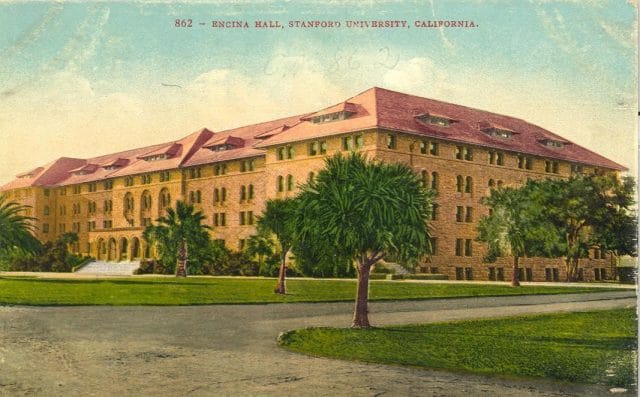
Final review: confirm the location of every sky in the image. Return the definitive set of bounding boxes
[0,0,637,184]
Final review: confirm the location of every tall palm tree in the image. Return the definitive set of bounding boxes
[295,153,434,328]
[257,198,297,294]
[143,200,210,277]
[0,194,41,254]
[477,187,531,287]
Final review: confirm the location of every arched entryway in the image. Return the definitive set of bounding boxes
[96,238,105,260]
[107,238,117,261]
[119,237,128,261]
[131,237,141,260]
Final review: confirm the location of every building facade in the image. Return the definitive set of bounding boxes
[1,87,625,281]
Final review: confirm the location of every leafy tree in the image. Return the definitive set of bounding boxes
[477,186,534,286]
[257,198,297,294]
[143,201,210,277]
[292,240,355,278]
[525,174,636,282]
[246,233,274,272]
[0,194,41,255]
[294,153,434,327]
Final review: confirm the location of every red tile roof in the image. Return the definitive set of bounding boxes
[1,87,626,191]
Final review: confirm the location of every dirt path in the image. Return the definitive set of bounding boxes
[0,291,635,396]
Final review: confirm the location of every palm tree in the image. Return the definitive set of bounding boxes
[143,200,210,277]
[477,187,531,287]
[257,199,297,294]
[295,153,434,328]
[0,194,41,254]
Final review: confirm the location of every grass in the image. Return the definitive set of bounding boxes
[0,276,621,305]
[278,309,638,388]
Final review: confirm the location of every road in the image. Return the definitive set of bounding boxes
[0,291,635,396]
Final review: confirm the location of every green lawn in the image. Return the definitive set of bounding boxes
[0,276,620,305]
[279,309,638,388]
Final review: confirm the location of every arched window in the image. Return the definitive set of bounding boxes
[213,188,219,203]
[431,172,438,190]
[465,176,473,193]
[141,191,152,210]
[287,175,294,191]
[240,185,247,201]
[488,179,495,188]
[456,175,463,192]
[189,191,195,204]
[421,170,428,187]
[124,192,134,213]
[196,190,201,204]
[221,187,227,202]
[277,176,284,192]
[248,184,254,200]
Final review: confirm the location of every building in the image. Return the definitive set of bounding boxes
[0,87,626,281]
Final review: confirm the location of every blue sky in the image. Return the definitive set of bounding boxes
[0,1,636,183]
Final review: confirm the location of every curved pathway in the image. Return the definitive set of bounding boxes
[0,291,635,396]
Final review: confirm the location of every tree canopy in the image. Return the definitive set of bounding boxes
[294,152,434,327]
[0,194,41,255]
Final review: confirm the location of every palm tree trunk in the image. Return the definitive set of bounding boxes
[176,238,187,277]
[511,256,520,287]
[275,250,287,294]
[352,261,371,328]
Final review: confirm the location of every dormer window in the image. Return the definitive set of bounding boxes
[209,144,234,152]
[311,111,350,124]
[143,154,168,161]
[416,113,457,127]
[542,139,565,149]
[204,136,244,151]
[485,128,513,139]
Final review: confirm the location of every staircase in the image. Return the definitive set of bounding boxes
[75,261,140,276]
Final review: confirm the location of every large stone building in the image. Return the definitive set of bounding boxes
[1,87,625,281]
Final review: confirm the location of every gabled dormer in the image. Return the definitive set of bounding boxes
[203,135,245,152]
[478,121,516,139]
[415,112,458,127]
[69,164,100,176]
[302,102,358,124]
[102,158,130,170]
[138,143,181,161]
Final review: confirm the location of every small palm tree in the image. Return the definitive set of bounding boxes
[257,199,297,294]
[0,194,41,254]
[295,153,434,327]
[143,201,210,277]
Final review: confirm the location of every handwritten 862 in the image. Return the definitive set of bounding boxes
[174,19,193,27]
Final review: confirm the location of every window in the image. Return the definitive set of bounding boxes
[59,187,67,196]
[465,267,473,280]
[241,159,255,172]
[240,186,247,202]
[456,145,473,161]
[43,223,49,233]
[238,239,246,251]
[420,140,427,154]
[545,268,552,282]
[355,135,364,149]
[342,136,354,151]
[430,204,438,221]
[309,141,318,156]
[73,185,81,194]
[465,207,473,223]
[456,206,464,222]
[248,184,254,200]
[221,187,227,203]
[386,134,396,149]
[214,163,227,176]
[103,200,113,213]
[518,156,533,170]
[88,183,97,192]
[308,172,315,182]
[455,239,463,256]
[59,205,66,215]
[455,267,463,280]
[543,139,564,148]
[464,239,472,256]
[239,211,246,226]
[196,190,201,204]
[102,220,112,229]
[44,206,50,216]
[497,267,504,281]
[277,147,285,160]
[188,168,201,179]
[247,211,254,225]
[431,172,438,190]
[488,179,495,188]
[44,189,50,197]
[277,176,284,192]
[456,175,463,192]
[571,164,584,175]
[159,171,171,182]
[488,267,496,281]
[287,175,294,191]
[429,142,439,156]
[465,176,473,193]
[287,146,294,159]
[213,213,227,227]
[545,160,559,174]
[125,176,134,187]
